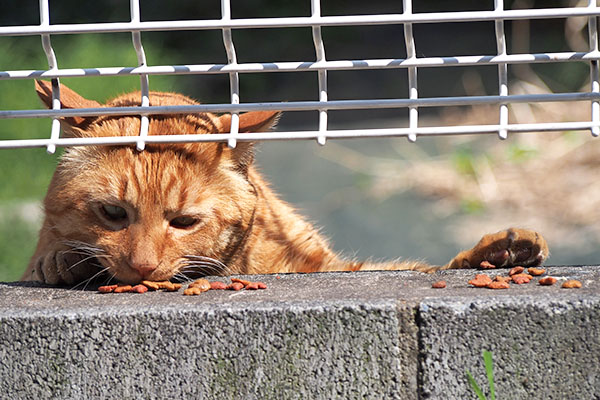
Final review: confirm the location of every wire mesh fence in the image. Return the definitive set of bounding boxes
[0,0,599,152]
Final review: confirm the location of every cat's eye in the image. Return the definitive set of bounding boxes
[170,215,198,229]
[100,204,128,221]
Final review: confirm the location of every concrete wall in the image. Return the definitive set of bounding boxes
[1,266,598,399]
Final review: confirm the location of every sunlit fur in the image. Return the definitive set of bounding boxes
[23,81,549,286]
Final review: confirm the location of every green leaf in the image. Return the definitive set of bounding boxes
[466,370,487,400]
[483,350,496,400]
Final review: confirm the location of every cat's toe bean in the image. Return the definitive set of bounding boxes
[488,249,509,265]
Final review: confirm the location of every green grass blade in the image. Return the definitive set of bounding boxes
[466,370,487,400]
[483,351,496,400]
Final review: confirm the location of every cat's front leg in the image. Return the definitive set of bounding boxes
[444,228,549,270]
[23,233,100,285]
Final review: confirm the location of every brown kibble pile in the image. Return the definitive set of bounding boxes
[431,280,446,289]
[562,279,582,289]
[141,280,182,292]
[98,281,181,294]
[183,278,268,296]
[468,274,493,288]
[467,265,586,291]
[99,277,268,295]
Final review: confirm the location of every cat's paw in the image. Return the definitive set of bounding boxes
[29,246,96,285]
[447,228,549,270]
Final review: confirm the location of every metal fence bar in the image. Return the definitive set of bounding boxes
[589,0,600,136]
[130,0,150,151]
[3,8,600,36]
[3,92,599,120]
[403,0,418,143]
[495,0,509,140]
[2,121,597,150]
[311,0,328,145]
[39,0,61,154]
[221,0,240,148]
[3,51,600,81]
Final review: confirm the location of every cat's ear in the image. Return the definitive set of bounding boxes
[35,80,101,135]
[218,111,280,173]
[218,110,280,134]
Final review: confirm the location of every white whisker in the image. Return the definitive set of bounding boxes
[65,254,104,272]
[184,255,228,271]
[172,272,194,283]
[179,260,236,276]
[70,266,110,291]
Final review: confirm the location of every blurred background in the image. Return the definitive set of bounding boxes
[1,0,599,281]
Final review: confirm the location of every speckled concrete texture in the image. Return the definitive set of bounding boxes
[0,266,598,399]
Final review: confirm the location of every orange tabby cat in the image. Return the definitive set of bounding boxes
[22,80,549,285]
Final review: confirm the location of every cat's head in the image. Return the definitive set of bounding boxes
[36,80,279,284]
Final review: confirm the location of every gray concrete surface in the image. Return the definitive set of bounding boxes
[0,266,599,399]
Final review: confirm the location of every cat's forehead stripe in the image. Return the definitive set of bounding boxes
[118,176,128,201]
[116,151,198,212]
[162,173,178,201]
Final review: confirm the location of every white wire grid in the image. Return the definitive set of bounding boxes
[0,0,599,152]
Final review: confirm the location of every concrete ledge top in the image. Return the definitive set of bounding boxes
[2,266,599,400]
[2,265,599,315]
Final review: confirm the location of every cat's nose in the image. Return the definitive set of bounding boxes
[131,263,158,278]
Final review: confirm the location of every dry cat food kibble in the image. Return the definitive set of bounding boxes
[183,279,211,295]
[141,280,182,292]
[431,281,446,289]
[98,284,118,293]
[493,275,512,283]
[183,287,205,296]
[511,273,533,284]
[539,276,557,286]
[113,285,132,293]
[210,281,228,290]
[131,284,149,293]
[468,274,493,288]
[479,261,496,269]
[487,280,510,290]
[99,277,267,295]
[230,277,252,286]
[466,266,590,291]
[562,279,582,289]
[99,281,181,293]
[226,282,245,291]
[183,278,268,295]
[509,266,525,276]
[527,267,546,276]
[245,281,268,290]
[188,279,211,292]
